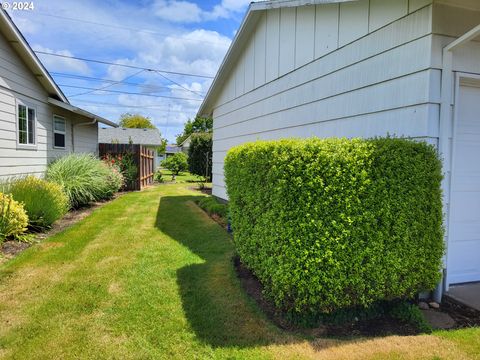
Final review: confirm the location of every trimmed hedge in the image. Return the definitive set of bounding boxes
[224,138,444,315]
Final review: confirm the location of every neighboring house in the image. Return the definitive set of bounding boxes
[198,0,480,293]
[162,144,182,161]
[99,127,163,168]
[0,9,117,179]
[179,134,192,154]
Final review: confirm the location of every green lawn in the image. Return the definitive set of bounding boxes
[0,184,478,359]
[160,170,203,183]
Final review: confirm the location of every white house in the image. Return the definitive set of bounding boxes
[197,0,480,293]
[0,9,116,179]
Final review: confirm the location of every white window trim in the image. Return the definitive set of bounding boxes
[53,114,66,150]
[15,98,37,150]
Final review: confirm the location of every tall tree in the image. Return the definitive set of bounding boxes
[176,116,213,145]
[119,113,156,129]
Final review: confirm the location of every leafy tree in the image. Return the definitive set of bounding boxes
[119,113,156,129]
[187,133,212,181]
[176,116,213,145]
[161,153,188,179]
[156,139,167,156]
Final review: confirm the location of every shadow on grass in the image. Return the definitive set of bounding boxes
[155,195,294,348]
[154,194,432,353]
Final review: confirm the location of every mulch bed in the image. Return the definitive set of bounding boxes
[0,193,125,263]
[440,297,480,328]
[233,256,480,337]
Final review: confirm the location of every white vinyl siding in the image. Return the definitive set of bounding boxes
[210,4,435,200]
[0,30,99,179]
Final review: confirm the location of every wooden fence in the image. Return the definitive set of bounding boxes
[99,143,155,191]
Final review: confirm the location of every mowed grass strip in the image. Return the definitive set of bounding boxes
[0,184,477,359]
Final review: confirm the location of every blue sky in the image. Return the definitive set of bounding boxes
[7,0,252,142]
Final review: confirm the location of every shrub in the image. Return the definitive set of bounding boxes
[161,153,188,176]
[225,138,444,316]
[46,153,122,208]
[154,168,164,183]
[8,176,68,230]
[188,133,212,181]
[102,153,135,189]
[196,196,228,218]
[0,192,28,242]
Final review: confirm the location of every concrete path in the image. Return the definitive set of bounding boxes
[447,282,480,311]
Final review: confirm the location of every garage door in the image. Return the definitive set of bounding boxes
[448,83,480,284]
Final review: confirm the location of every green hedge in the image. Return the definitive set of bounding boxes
[224,138,444,315]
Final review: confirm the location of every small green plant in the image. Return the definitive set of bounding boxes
[46,154,123,208]
[0,192,28,243]
[196,196,228,218]
[161,153,188,180]
[153,168,164,183]
[389,301,432,333]
[8,176,68,230]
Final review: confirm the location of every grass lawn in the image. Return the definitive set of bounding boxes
[160,170,203,183]
[0,183,478,359]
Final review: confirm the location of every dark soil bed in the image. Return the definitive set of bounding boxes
[234,256,480,337]
[441,297,480,328]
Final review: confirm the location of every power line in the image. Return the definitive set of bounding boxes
[51,72,205,94]
[60,84,204,101]
[152,70,204,97]
[34,11,229,46]
[35,51,215,79]
[73,99,192,113]
[69,69,145,98]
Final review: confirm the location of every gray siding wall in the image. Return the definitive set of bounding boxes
[212,1,436,200]
[0,31,98,178]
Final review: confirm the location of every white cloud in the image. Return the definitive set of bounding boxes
[33,45,91,75]
[153,0,203,23]
[152,0,251,23]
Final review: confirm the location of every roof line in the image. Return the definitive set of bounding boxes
[197,0,355,117]
[0,8,68,102]
[48,98,118,127]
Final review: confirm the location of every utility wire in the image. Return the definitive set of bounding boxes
[152,70,205,97]
[73,99,190,113]
[51,72,206,94]
[35,51,215,79]
[61,86,204,101]
[68,69,145,97]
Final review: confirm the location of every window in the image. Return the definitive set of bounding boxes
[53,115,66,149]
[17,102,36,145]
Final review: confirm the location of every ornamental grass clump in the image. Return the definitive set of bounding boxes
[8,176,68,230]
[0,192,28,243]
[46,154,123,208]
[225,137,444,317]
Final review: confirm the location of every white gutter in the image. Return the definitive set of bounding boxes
[48,98,118,127]
[437,24,480,301]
